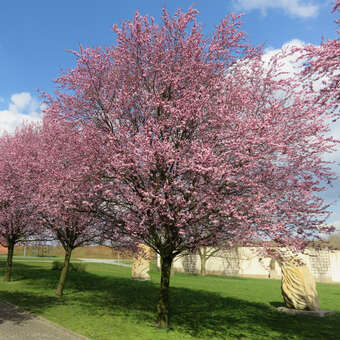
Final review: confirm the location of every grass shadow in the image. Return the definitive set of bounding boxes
[269,301,285,308]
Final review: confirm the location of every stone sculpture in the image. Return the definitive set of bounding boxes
[131,244,152,281]
[280,258,320,311]
[268,258,281,279]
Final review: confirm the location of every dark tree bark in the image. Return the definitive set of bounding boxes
[156,254,173,328]
[56,247,73,296]
[4,240,15,282]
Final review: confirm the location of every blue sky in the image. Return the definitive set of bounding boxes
[0,0,339,229]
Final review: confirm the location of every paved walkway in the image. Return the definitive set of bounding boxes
[0,301,89,340]
[79,258,131,267]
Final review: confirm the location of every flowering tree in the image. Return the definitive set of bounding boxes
[301,1,339,111]
[37,117,107,296]
[44,8,337,327]
[0,124,43,281]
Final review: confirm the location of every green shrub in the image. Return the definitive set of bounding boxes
[51,261,86,272]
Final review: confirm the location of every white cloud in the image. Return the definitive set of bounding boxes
[10,92,32,111]
[0,92,42,136]
[233,0,319,18]
[262,39,340,165]
[262,39,307,77]
[325,119,340,164]
[266,38,339,131]
[261,39,340,222]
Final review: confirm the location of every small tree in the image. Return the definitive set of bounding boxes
[44,8,337,328]
[0,124,43,281]
[37,118,106,295]
[196,246,221,277]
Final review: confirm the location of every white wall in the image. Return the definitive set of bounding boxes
[161,247,340,283]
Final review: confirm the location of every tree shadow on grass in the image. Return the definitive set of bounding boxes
[0,262,339,340]
[269,301,285,308]
[168,287,339,340]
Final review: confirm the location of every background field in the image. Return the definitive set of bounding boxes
[10,245,133,259]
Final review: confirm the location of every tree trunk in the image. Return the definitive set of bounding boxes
[156,255,173,328]
[4,241,15,282]
[56,247,72,296]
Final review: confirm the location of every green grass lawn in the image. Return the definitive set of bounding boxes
[0,260,339,340]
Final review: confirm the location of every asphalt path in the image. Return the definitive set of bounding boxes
[0,257,131,339]
[78,258,131,267]
[0,301,90,340]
